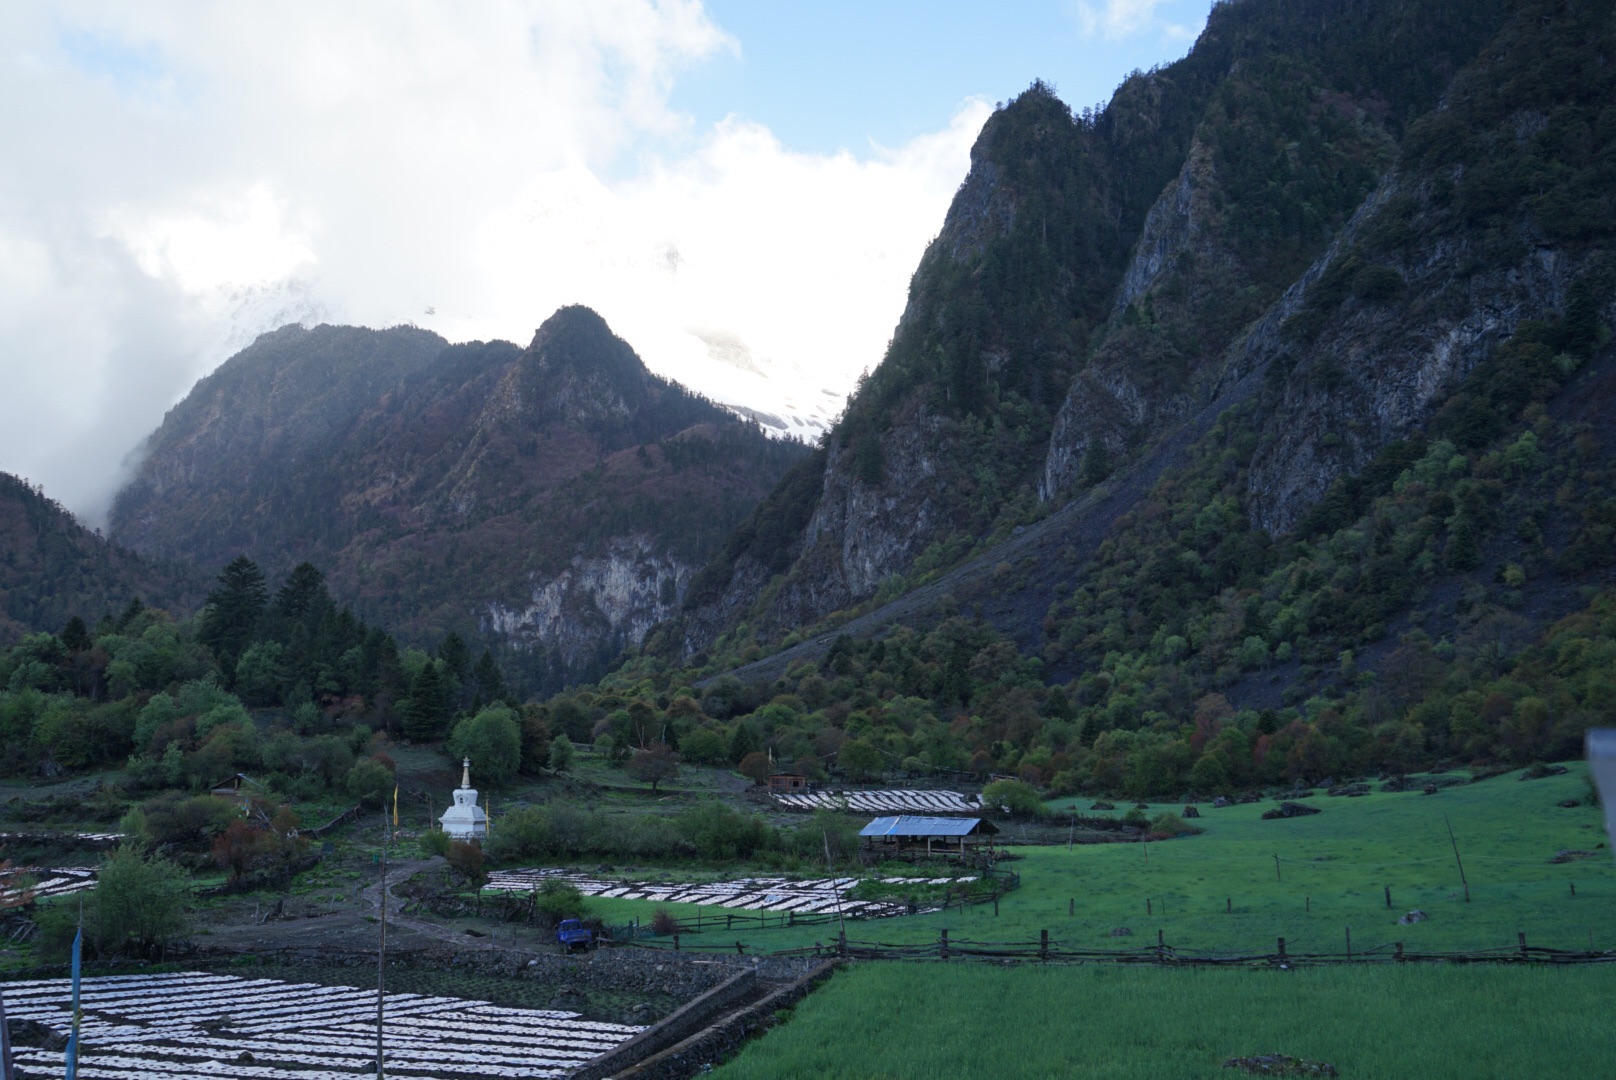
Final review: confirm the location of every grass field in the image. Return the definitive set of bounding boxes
[601,765,1615,955]
[712,962,1616,1079]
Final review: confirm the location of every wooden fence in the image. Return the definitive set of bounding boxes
[631,929,1616,965]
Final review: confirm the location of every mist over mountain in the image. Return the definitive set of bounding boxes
[109,306,808,689]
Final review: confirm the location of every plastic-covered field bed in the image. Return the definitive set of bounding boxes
[770,790,980,814]
[0,970,640,1078]
[484,869,971,919]
[0,866,96,905]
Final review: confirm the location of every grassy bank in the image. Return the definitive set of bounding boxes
[714,962,1616,1079]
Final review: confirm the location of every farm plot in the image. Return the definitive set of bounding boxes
[0,866,96,905]
[770,789,980,814]
[0,971,640,1079]
[485,870,970,919]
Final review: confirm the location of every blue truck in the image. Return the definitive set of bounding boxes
[556,919,595,950]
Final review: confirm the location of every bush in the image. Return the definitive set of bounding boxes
[446,839,486,886]
[86,847,189,959]
[534,879,587,924]
[419,828,451,858]
[981,779,1044,817]
[651,908,681,935]
[1148,812,1204,839]
[678,727,729,765]
[548,733,575,774]
[346,757,394,808]
[447,706,522,787]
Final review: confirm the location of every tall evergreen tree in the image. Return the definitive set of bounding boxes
[473,649,506,706]
[199,556,268,677]
[60,615,92,653]
[274,562,329,620]
[403,661,452,741]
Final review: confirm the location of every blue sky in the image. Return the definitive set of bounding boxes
[674,1,1210,153]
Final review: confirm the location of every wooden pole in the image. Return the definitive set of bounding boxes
[1443,813,1470,902]
[1384,885,1392,909]
[1345,926,1352,960]
[1273,854,1281,882]
[377,813,388,1080]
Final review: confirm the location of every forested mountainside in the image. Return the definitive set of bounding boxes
[0,471,205,646]
[110,307,807,690]
[663,0,1519,657]
[668,0,1611,663]
[539,0,1616,795]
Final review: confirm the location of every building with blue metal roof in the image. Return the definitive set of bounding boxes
[859,815,997,856]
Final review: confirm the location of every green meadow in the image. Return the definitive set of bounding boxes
[711,963,1616,1080]
[581,765,1615,955]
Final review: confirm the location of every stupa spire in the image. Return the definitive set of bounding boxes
[461,757,471,789]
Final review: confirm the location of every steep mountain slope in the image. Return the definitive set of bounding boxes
[111,307,808,687]
[672,0,1512,659]
[0,472,204,644]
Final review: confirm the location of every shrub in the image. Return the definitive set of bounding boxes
[651,908,681,935]
[981,779,1044,817]
[1148,812,1204,839]
[534,879,587,924]
[346,757,394,808]
[446,839,485,886]
[419,828,451,858]
[447,706,522,787]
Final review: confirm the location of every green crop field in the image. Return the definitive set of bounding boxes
[712,962,1616,1080]
[594,765,1614,956]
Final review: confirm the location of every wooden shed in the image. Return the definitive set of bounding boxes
[858,815,998,856]
[767,773,811,795]
[208,773,259,801]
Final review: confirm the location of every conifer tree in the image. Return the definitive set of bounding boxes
[403,661,452,741]
[199,557,268,676]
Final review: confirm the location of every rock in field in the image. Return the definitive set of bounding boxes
[1397,909,1428,925]
[1182,805,1201,818]
[1261,802,1321,820]
[1223,1053,1339,1077]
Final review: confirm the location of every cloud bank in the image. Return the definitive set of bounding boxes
[0,2,989,521]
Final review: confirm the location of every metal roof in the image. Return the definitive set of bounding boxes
[858,815,996,838]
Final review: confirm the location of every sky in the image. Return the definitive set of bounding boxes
[0,0,1211,524]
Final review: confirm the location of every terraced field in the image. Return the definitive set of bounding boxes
[1,971,640,1078]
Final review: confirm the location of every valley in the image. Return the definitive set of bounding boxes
[3,0,1616,1077]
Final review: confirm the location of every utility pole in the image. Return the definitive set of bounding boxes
[376,813,388,1079]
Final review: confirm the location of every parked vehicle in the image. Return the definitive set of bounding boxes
[556,918,595,950]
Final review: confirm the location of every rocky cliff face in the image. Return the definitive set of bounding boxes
[110,307,807,686]
[485,535,691,666]
[672,0,1510,661]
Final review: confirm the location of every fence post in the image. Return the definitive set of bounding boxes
[1277,937,1286,962]
[1040,929,1049,961]
[838,930,847,957]
[1384,885,1392,910]
[1069,898,1074,917]
[1518,932,1528,958]
[1345,926,1351,960]
[1147,898,1152,916]
[1226,897,1231,914]
[735,941,745,955]
[1394,941,1404,962]
[673,933,680,952]
[940,929,950,960]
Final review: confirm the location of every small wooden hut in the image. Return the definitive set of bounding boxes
[858,815,998,857]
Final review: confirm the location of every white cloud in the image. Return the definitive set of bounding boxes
[1074,0,1200,42]
[1,1,985,521]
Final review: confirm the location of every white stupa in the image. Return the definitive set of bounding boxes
[440,757,488,841]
